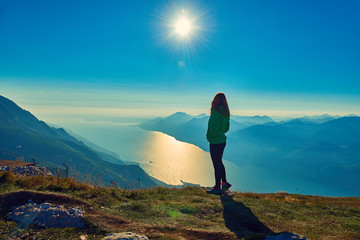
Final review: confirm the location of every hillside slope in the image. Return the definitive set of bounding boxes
[0,95,158,188]
[0,173,359,240]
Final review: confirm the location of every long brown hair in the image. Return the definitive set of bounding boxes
[211,92,230,118]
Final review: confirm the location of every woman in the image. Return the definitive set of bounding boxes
[206,92,231,195]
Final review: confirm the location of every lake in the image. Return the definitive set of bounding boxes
[64,122,356,196]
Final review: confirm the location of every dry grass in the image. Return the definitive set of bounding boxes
[0,172,359,240]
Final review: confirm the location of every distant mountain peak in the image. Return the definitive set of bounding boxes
[231,115,274,125]
[346,113,359,117]
[165,112,192,121]
[194,113,207,118]
[169,112,190,117]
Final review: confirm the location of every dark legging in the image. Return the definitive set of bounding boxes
[210,142,227,188]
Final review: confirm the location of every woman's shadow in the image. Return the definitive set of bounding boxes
[221,195,274,239]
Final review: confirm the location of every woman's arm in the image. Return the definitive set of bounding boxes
[224,116,230,133]
[206,111,220,141]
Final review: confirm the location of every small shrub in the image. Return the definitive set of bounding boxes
[131,201,149,212]
[178,204,196,214]
[0,171,15,183]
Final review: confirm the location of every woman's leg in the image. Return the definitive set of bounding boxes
[210,142,226,188]
[218,142,227,184]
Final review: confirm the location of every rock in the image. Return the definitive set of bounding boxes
[0,166,52,177]
[102,232,149,240]
[7,202,85,228]
[7,203,42,227]
[0,166,10,172]
[265,232,308,240]
[79,234,88,240]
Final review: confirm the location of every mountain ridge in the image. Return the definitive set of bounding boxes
[139,112,360,196]
[0,95,158,188]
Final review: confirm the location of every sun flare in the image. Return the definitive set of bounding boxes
[154,2,212,55]
[174,16,192,37]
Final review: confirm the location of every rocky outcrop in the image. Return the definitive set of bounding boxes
[0,166,52,177]
[102,232,149,240]
[7,202,84,228]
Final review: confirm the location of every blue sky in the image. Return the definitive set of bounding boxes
[0,0,359,123]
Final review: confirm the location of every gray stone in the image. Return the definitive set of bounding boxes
[0,166,10,172]
[7,203,42,228]
[0,166,52,177]
[7,202,85,228]
[102,232,148,240]
[79,235,88,240]
[265,232,308,240]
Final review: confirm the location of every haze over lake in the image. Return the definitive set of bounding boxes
[63,121,356,197]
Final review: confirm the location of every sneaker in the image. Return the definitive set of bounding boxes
[221,182,232,193]
[206,186,222,195]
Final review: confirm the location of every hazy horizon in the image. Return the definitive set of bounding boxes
[1,84,359,125]
[1,91,359,127]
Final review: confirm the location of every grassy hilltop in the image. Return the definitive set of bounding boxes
[0,172,359,240]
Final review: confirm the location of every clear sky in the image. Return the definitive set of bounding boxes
[1,0,359,124]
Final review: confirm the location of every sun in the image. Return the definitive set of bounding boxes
[153,2,212,55]
[174,16,192,37]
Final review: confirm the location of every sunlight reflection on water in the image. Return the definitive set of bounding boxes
[139,131,214,186]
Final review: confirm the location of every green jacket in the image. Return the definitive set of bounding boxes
[206,109,230,144]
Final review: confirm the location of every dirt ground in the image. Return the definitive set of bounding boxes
[0,160,35,167]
